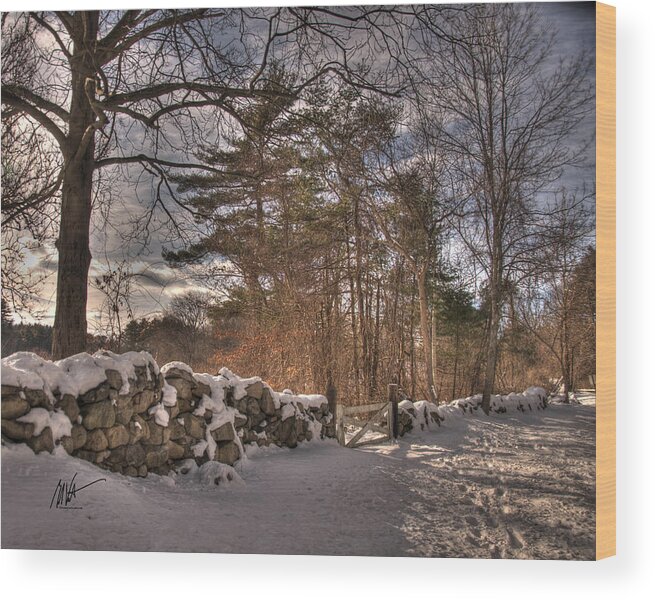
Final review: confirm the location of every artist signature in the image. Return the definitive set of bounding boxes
[49,473,106,510]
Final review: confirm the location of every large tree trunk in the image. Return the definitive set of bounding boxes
[51,13,98,359]
[482,249,503,414]
[481,302,501,414]
[431,305,439,401]
[417,267,437,402]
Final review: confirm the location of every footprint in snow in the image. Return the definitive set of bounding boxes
[507,528,525,549]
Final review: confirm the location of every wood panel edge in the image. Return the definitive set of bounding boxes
[595,1,616,561]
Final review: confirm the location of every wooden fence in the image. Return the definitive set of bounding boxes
[334,384,399,448]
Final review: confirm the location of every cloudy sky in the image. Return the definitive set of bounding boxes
[6,2,596,330]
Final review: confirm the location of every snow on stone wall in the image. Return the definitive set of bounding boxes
[397,387,549,435]
[1,351,333,477]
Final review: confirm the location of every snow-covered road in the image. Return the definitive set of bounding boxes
[1,403,595,559]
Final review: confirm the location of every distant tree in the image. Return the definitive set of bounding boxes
[433,280,485,401]
[518,192,595,398]
[417,4,593,412]
[167,291,213,334]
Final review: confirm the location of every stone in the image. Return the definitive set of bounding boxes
[124,466,138,477]
[246,397,261,416]
[175,394,195,414]
[245,381,264,400]
[74,450,98,463]
[103,443,138,467]
[234,413,248,428]
[223,387,236,408]
[70,424,88,450]
[166,440,185,460]
[79,382,111,405]
[165,377,194,403]
[1,384,21,396]
[250,411,266,427]
[138,465,148,477]
[59,435,74,454]
[215,441,241,466]
[243,430,258,444]
[104,424,129,449]
[236,397,249,414]
[1,395,31,419]
[113,394,134,426]
[168,418,186,441]
[56,395,80,422]
[80,400,115,429]
[104,369,125,390]
[27,427,54,454]
[163,367,195,382]
[146,421,170,445]
[259,388,276,416]
[105,445,126,465]
[125,444,146,467]
[96,450,111,463]
[210,422,235,442]
[144,446,168,469]
[23,388,49,408]
[84,429,109,452]
[181,413,205,440]
[278,418,297,448]
[165,403,180,419]
[133,389,156,413]
[265,418,279,430]
[128,415,148,443]
[192,381,212,399]
[133,366,151,391]
[1,418,34,441]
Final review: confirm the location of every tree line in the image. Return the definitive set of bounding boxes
[1,5,595,406]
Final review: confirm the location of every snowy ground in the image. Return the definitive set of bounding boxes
[1,401,595,559]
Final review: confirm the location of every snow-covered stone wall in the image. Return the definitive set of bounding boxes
[1,351,333,477]
[396,387,549,435]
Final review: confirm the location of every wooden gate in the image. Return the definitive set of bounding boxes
[335,384,399,448]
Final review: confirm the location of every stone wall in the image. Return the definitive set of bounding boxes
[396,387,549,435]
[1,351,332,477]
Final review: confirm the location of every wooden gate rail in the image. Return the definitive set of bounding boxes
[335,384,399,448]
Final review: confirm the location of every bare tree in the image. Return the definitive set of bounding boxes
[416,4,593,412]
[90,260,135,352]
[1,8,408,359]
[164,290,215,367]
[365,108,461,402]
[1,15,59,319]
[518,191,595,399]
[167,290,213,333]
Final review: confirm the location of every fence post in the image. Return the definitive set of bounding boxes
[388,383,399,440]
[326,381,337,437]
[335,404,345,446]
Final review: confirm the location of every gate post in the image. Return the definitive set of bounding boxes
[335,404,345,446]
[388,383,399,440]
[326,381,337,436]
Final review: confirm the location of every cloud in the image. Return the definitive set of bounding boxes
[5,4,597,328]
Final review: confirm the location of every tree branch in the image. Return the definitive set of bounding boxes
[1,89,68,152]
